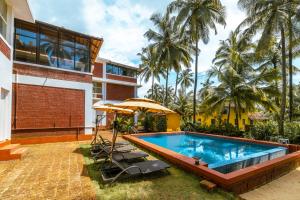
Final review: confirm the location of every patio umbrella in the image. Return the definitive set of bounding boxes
[113,98,175,114]
[92,102,133,149]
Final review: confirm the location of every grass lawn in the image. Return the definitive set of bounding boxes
[80,144,237,200]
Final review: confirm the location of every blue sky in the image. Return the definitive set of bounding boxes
[28,0,300,97]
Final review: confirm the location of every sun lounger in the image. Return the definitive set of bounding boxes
[91,143,136,157]
[100,158,170,183]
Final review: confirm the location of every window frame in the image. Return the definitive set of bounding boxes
[14,19,92,73]
[0,0,7,38]
[106,63,137,78]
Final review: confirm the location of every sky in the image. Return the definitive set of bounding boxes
[28,0,300,97]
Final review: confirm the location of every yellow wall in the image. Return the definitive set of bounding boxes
[166,113,181,131]
[196,111,251,130]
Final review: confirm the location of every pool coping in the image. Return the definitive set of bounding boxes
[123,131,300,194]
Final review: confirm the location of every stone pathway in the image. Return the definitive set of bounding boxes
[0,142,95,200]
[240,166,300,200]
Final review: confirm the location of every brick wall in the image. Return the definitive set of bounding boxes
[0,37,10,60]
[106,83,135,101]
[13,63,92,83]
[107,74,137,83]
[93,62,103,78]
[11,84,85,137]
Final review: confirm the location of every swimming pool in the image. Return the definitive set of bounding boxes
[123,132,300,193]
[139,133,287,173]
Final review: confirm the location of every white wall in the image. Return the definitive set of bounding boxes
[0,5,13,142]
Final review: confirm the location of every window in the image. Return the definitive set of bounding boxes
[39,27,58,67]
[14,19,91,72]
[15,22,37,63]
[243,119,246,125]
[235,119,238,126]
[106,63,136,77]
[0,0,7,38]
[93,82,102,99]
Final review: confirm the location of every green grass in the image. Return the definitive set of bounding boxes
[80,144,237,200]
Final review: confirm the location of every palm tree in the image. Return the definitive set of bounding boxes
[287,0,300,121]
[168,0,226,123]
[202,30,279,128]
[238,0,289,135]
[173,89,193,123]
[144,13,192,107]
[138,47,161,97]
[145,83,164,102]
[178,68,194,93]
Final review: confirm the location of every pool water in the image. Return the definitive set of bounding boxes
[139,133,287,173]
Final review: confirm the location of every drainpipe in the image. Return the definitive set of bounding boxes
[13,69,17,130]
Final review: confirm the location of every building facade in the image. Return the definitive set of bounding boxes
[0,0,33,144]
[11,18,103,142]
[92,58,139,127]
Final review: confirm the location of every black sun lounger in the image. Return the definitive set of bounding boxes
[93,148,149,162]
[100,159,170,183]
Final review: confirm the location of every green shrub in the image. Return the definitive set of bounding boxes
[247,121,278,140]
[143,113,154,132]
[155,115,167,132]
[285,122,300,144]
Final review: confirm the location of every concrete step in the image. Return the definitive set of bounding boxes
[0,144,20,155]
[11,147,27,159]
[0,144,26,161]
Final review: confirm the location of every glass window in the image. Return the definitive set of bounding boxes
[112,65,119,74]
[40,27,57,43]
[58,45,74,70]
[76,36,89,50]
[61,33,74,47]
[39,40,58,67]
[16,24,36,38]
[75,49,89,72]
[93,82,102,94]
[0,0,7,38]
[15,35,37,63]
[106,64,113,73]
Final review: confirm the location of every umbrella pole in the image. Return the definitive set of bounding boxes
[91,115,99,145]
[110,112,118,162]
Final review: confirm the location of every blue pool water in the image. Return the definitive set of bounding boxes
[139,133,287,173]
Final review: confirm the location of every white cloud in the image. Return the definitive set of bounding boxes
[82,0,154,66]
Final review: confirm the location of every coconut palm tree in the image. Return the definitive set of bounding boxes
[287,0,300,121]
[238,0,289,135]
[178,68,194,94]
[202,29,279,128]
[167,0,226,123]
[138,46,161,97]
[144,13,192,107]
[173,89,193,123]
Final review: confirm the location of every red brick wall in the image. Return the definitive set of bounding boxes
[106,83,135,101]
[11,84,85,137]
[0,37,10,60]
[13,63,92,83]
[107,74,137,83]
[93,62,103,78]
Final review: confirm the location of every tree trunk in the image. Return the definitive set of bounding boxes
[151,73,154,98]
[164,67,169,106]
[175,71,179,98]
[288,11,293,122]
[193,37,199,123]
[227,103,231,124]
[280,28,287,136]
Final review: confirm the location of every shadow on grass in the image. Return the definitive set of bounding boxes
[78,144,237,200]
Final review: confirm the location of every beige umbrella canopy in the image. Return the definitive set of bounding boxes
[93,103,133,114]
[113,98,175,114]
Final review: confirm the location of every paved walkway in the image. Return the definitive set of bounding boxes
[0,141,95,200]
[240,166,300,200]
